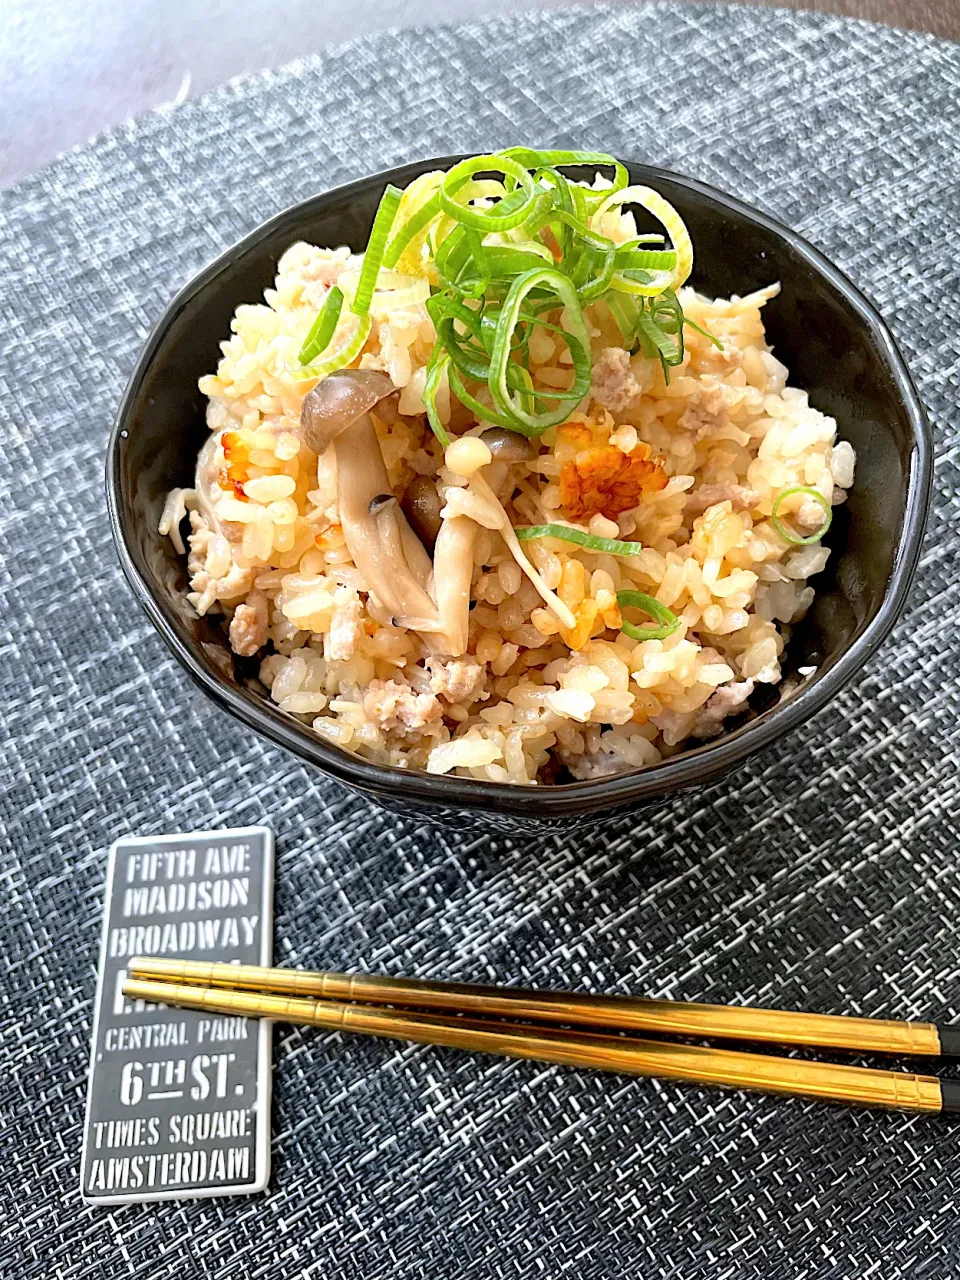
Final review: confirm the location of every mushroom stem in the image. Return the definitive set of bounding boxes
[392,615,446,633]
[469,472,577,630]
[301,369,444,648]
[398,514,434,588]
[335,417,438,625]
[431,516,478,657]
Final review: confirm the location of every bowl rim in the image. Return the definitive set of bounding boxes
[106,156,932,818]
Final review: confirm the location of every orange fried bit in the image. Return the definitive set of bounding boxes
[314,522,344,551]
[218,430,252,497]
[558,599,601,651]
[559,444,668,520]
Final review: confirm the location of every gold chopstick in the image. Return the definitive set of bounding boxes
[123,976,950,1115]
[127,958,950,1056]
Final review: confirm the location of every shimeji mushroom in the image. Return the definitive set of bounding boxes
[301,369,576,653]
[301,370,473,654]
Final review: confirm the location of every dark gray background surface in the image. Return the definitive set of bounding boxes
[1,0,958,189]
[1,4,959,1276]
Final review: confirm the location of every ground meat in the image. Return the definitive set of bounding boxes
[796,498,829,532]
[426,657,486,705]
[362,679,443,734]
[691,679,755,739]
[557,747,624,780]
[302,251,349,286]
[186,516,213,577]
[677,386,727,438]
[651,706,697,747]
[325,595,363,662]
[187,514,252,607]
[300,247,352,308]
[590,347,642,412]
[686,483,760,516]
[228,590,269,657]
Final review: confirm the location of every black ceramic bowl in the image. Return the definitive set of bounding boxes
[107,157,931,831]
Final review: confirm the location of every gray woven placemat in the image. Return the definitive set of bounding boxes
[1,3,959,1276]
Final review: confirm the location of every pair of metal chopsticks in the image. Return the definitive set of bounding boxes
[124,959,960,1115]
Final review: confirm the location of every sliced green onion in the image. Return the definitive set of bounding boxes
[636,311,681,365]
[606,292,641,345]
[683,312,724,350]
[515,524,645,556]
[488,266,592,433]
[592,184,693,288]
[459,227,490,298]
[439,155,538,232]
[430,293,584,404]
[537,168,575,255]
[771,486,833,545]
[577,244,618,301]
[423,348,452,447]
[616,591,681,642]
[351,185,402,316]
[447,365,518,429]
[293,313,372,381]
[615,247,677,272]
[498,146,621,172]
[298,286,344,365]
[609,266,676,297]
[456,244,554,291]
[382,191,441,269]
[305,152,719,460]
[618,234,668,249]
[497,148,629,212]
[526,206,615,254]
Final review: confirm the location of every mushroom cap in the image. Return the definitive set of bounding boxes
[300,369,395,454]
[401,475,444,552]
[478,426,539,463]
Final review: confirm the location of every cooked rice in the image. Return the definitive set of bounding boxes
[160,232,855,786]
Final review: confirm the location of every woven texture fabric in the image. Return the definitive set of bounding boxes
[1,3,959,1275]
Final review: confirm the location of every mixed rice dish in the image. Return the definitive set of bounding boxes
[160,149,855,785]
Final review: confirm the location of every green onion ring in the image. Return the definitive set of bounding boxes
[577,244,618,301]
[515,524,645,557]
[422,348,452,447]
[525,206,616,255]
[498,146,622,174]
[537,168,575,255]
[432,302,585,404]
[447,366,519,429]
[382,191,442,270]
[609,266,677,297]
[606,292,641,345]
[592,184,694,287]
[439,155,538,232]
[489,266,592,432]
[616,591,682,642]
[618,234,668,249]
[771,486,833,545]
[293,313,372,382]
[298,285,344,365]
[351,185,402,317]
[615,247,678,272]
[636,311,682,365]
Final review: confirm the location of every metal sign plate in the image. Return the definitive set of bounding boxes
[81,827,274,1203]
